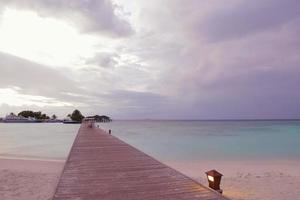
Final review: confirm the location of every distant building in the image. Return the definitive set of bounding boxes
[3,113,40,123]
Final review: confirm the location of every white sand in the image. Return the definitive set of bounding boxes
[1,158,300,200]
[0,158,64,200]
[166,160,300,200]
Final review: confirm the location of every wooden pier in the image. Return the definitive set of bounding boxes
[52,122,227,200]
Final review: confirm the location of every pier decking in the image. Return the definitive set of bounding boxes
[52,122,226,200]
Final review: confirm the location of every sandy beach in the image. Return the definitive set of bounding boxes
[167,159,300,200]
[1,158,299,200]
[0,158,64,200]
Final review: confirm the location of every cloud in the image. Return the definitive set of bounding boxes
[192,66,300,119]
[0,103,75,118]
[85,52,118,68]
[193,0,300,42]
[108,0,300,119]
[0,51,106,117]
[0,0,133,37]
[1,0,300,119]
[98,90,171,119]
[0,51,83,102]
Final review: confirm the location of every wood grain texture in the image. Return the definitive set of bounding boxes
[52,122,227,200]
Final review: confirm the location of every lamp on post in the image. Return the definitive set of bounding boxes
[205,169,223,194]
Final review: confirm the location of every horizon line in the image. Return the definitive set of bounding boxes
[111,118,300,121]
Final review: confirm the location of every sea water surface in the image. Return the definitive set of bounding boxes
[0,123,79,160]
[0,120,300,162]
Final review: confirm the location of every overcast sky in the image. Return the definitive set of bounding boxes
[0,0,299,119]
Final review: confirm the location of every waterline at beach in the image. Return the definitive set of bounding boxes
[1,121,300,200]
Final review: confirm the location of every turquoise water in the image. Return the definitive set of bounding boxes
[0,121,300,161]
[99,120,300,162]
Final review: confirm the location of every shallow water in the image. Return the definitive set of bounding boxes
[0,120,300,162]
[99,120,300,162]
[0,123,78,159]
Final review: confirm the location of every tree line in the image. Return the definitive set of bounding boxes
[17,110,52,120]
[68,110,112,122]
[12,109,111,122]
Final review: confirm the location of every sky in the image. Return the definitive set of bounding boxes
[0,0,299,119]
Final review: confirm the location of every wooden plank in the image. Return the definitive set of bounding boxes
[52,122,227,200]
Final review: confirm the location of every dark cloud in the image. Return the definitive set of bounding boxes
[197,0,300,42]
[113,0,300,119]
[0,0,133,37]
[97,90,171,119]
[106,90,168,106]
[191,67,300,119]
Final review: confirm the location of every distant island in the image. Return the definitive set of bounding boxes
[87,115,112,123]
[0,109,112,124]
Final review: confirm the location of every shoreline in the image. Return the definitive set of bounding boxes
[0,155,65,162]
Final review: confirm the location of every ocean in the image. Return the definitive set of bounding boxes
[0,120,300,162]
